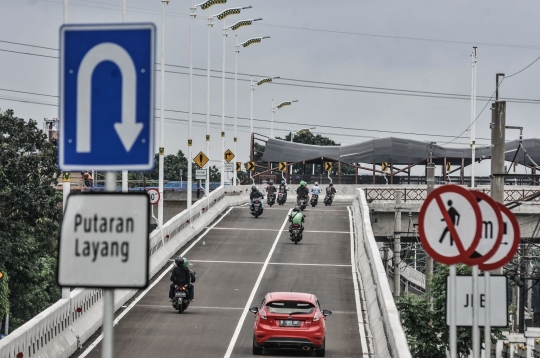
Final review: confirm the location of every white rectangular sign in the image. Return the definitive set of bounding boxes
[224,163,234,172]
[195,169,206,180]
[58,193,149,288]
[446,275,507,327]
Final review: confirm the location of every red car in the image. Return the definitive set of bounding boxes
[249,292,332,356]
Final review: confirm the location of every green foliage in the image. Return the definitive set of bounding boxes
[278,130,339,146]
[128,150,221,183]
[0,109,62,329]
[396,264,505,358]
[0,271,10,320]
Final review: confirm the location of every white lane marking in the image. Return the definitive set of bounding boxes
[136,304,243,310]
[348,206,369,356]
[190,259,264,265]
[78,207,234,358]
[270,262,351,267]
[223,209,292,358]
[209,227,350,234]
[189,259,351,267]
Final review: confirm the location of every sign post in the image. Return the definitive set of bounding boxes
[419,185,520,358]
[59,23,155,358]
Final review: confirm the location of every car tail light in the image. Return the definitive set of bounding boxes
[313,314,320,322]
[260,311,267,320]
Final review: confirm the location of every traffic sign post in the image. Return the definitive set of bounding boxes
[147,188,160,205]
[194,151,210,168]
[224,149,235,163]
[236,162,242,172]
[279,162,287,172]
[246,162,255,172]
[418,184,520,358]
[324,162,332,172]
[224,163,234,172]
[59,24,156,171]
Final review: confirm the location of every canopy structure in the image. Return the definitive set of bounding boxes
[261,137,540,166]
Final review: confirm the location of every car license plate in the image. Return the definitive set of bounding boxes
[175,291,187,297]
[280,320,300,327]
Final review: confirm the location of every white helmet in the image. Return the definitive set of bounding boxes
[314,182,319,186]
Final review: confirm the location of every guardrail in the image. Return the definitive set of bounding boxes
[351,188,412,358]
[364,187,540,203]
[0,185,252,358]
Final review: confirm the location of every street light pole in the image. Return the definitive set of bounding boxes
[251,76,278,138]
[470,47,477,188]
[158,0,168,237]
[205,10,212,197]
[234,34,239,187]
[271,98,274,138]
[122,0,126,22]
[64,0,68,23]
[121,0,128,193]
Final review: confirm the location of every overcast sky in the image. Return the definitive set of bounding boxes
[2,0,540,177]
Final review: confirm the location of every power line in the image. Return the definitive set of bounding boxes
[1,43,539,104]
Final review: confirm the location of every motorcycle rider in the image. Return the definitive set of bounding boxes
[169,256,194,302]
[250,185,264,211]
[296,180,309,205]
[278,179,288,200]
[310,182,322,202]
[265,181,277,195]
[326,182,336,198]
[288,206,305,232]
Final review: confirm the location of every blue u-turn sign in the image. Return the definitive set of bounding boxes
[59,23,155,171]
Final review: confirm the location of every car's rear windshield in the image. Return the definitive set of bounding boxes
[266,301,315,314]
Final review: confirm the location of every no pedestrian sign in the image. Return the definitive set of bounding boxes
[418,185,519,268]
[58,193,149,288]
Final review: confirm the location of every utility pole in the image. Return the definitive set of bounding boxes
[425,142,435,295]
[491,74,506,206]
[394,190,402,297]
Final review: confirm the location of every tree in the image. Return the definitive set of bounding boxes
[396,264,505,358]
[0,109,62,329]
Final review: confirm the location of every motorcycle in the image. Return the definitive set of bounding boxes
[324,194,333,206]
[298,197,307,211]
[251,199,263,218]
[267,192,276,207]
[277,191,286,205]
[310,194,318,207]
[172,286,190,314]
[289,223,303,244]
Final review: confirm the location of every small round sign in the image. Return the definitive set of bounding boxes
[479,203,521,271]
[462,191,504,265]
[418,185,483,265]
[146,188,160,205]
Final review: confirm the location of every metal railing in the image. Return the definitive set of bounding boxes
[364,187,540,202]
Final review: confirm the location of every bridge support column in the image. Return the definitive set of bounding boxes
[372,163,376,184]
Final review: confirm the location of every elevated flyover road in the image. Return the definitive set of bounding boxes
[75,202,365,358]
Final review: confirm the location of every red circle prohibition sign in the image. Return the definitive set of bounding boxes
[418,185,483,265]
[479,203,521,271]
[146,188,160,204]
[462,191,504,266]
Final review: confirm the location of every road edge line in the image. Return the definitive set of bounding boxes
[222,209,292,358]
[348,205,370,356]
[78,206,234,358]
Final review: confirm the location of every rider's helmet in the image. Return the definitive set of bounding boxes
[293,206,300,212]
[251,185,257,192]
[300,181,306,186]
[183,258,190,267]
[175,256,184,267]
[269,181,273,185]
[329,183,333,186]
[281,179,286,184]
[314,182,319,186]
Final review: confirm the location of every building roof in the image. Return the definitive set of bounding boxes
[261,137,540,166]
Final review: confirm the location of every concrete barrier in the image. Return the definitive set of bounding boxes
[0,185,252,358]
[351,188,412,358]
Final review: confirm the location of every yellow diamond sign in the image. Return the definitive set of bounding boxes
[224,149,235,163]
[193,151,210,168]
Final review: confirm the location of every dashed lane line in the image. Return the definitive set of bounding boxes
[223,209,292,358]
[190,259,351,267]
[208,226,350,234]
[78,207,235,358]
[133,304,357,314]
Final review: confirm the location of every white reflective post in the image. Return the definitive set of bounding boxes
[450,265,457,358]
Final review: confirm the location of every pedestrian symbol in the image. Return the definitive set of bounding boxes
[418,185,483,265]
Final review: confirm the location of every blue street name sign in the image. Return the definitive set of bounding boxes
[59,23,155,171]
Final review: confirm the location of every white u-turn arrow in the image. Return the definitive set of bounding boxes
[77,42,143,153]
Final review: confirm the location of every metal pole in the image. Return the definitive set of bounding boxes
[519,255,526,333]
[221,23,227,187]
[485,271,491,356]
[425,144,435,295]
[470,47,477,188]
[102,172,116,358]
[490,100,505,204]
[449,265,457,358]
[472,265,480,358]
[233,35,240,186]
[122,0,126,22]
[158,0,166,230]
[271,99,274,138]
[64,0,68,23]
[188,1,194,209]
[122,171,128,192]
[250,76,254,134]
[205,10,211,197]
[394,190,401,297]
[62,172,71,299]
